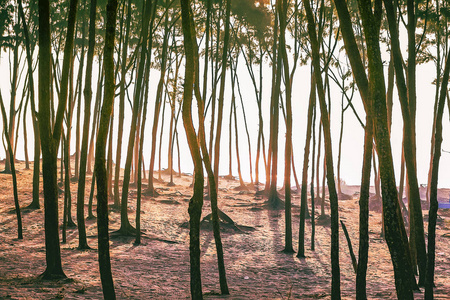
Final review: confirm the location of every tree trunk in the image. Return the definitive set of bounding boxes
[18,0,40,209]
[4,30,19,174]
[76,0,97,250]
[113,0,132,208]
[158,93,167,181]
[303,1,341,297]
[119,0,155,235]
[425,50,450,300]
[310,98,317,251]
[298,72,316,257]
[277,0,293,253]
[180,1,204,297]
[0,92,22,239]
[384,0,427,285]
[87,60,103,174]
[147,2,170,194]
[94,0,118,297]
[38,0,79,279]
[74,21,87,181]
[213,0,232,189]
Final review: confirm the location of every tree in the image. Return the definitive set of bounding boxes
[94,0,118,297]
[118,0,155,236]
[334,0,418,296]
[298,71,315,258]
[303,0,341,297]
[0,91,22,240]
[277,0,294,253]
[425,49,450,300]
[213,0,232,189]
[38,0,79,279]
[18,0,41,210]
[113,0,133,208]
[180,0,204,298]
[76,0,98,250]
[384,0,427,285]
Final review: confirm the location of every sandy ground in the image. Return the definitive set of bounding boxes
[0,160,449,299]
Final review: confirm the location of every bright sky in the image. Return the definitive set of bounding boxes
[0,33,449,190]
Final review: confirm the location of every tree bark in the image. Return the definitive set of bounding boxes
[384,0,427,285]
[298,72,316,257]
[425,50,450,300]
[76,0,97,250]
[303,1,340,297]
[180,0,204,297]
[0,92,22,239]
[95,0,118,297]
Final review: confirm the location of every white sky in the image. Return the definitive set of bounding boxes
[0,30,449,190]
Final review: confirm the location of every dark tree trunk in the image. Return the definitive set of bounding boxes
[355,117,373,299]
[74,19,87,181]
[425,50,450,300]
[213,0,232,189]
[310,98,317,251]
[194,2,230,293]
[118,0,154,235]
[113,0,132,208]
[277,0,294,253]
[384,0,427,285]
[76,0,97,250]
[334,0,418,296]
[94,0,118,297]
[38,0,79,279]
[4,30,19,174]
[304,0,341,297]
[87,60,103,174]
[18,0,40,210]
[148,5,171,195]
[0,93,22,239]
[298,72,316,257]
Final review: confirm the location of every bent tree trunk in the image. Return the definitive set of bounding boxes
[193,1,230,294]
[180,0,204,297]
[0,92,22,239]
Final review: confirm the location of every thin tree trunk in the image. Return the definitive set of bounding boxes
[18,0,40,209]
[4,30,19,174]
[76,0,97,250]
[147,3,170,195]
[119,0,154,235]
[310,97,317,251]
[0,92,22,239]
[213,0,232,190]
[298,71,316,257]
[425,50,450,300]
[113,0,132,208]
[87,60,103,174]
[304,1,341,297]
